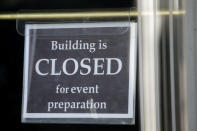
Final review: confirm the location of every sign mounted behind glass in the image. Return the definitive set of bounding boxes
[22,22,137,124]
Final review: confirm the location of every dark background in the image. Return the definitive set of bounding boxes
[0,0,138,130]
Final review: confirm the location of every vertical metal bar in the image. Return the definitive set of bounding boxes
[154,0,162,130]
[137,0,145,130]
[169,0,177,131]
[138,0,161,130]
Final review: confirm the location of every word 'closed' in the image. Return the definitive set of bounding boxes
[35,58,122,76]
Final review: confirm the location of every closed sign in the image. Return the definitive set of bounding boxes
[22,22,137,124]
